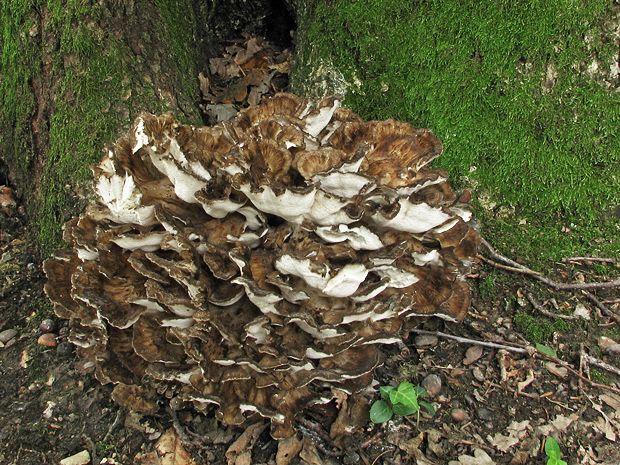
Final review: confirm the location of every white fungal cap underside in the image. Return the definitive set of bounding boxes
[43,93,479,439]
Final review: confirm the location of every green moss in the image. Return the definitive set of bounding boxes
[478,275,497,299]
[299,0,620,262]
[0,0,40,181]
[2,0,202,255]
[590,368,608,384]
[153,0,199,119]
[514,313,571,344]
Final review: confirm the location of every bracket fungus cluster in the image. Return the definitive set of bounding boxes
[44,93,479,439]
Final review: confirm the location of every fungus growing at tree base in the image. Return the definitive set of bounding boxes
[44,93,479,439]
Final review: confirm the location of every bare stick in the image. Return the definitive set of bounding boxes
[584,354,620,377]
[411,329,529,354]
[582,290,620,325]
[82,435,98,465]
[564,257,616,264]
[411,329,620,395]
[527,293,579,320]
[480,237,620,291]
[477,254,542,276]
[102,409,124,443]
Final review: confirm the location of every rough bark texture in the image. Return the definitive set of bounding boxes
[287,0,349,100]
[0,0,303,255]
[0,0,314,256]
[1,0,207,254]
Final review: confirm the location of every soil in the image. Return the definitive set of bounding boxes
[2,34,620,465]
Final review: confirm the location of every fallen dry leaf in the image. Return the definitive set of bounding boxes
[398,431,424,457]
[426,429,446,458]
[448,448,496,465]
[299,439,324,465]
[463,345,484,365]
[517,369,535,393]
[545,362,568,378]
[594,416,617,442]
[552,413,580,431]
[600,393,620,413]
[572,303,590,319]
[137,428,196,465]
[536,413,579,436]
[226,422,268,465]
[276,435,303,465]
[488,420,530,453]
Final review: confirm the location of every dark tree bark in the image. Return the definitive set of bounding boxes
[1,0,208,254]
[0,0,306,255]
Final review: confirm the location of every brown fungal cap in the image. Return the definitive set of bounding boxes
[44,92,479,439]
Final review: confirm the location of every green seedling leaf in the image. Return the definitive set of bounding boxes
[419,400,436,416]
[379,385,395,401]
[392,401,419,416]
[544,437,567,465]
[370,400,393,423]
[415,385,429,397]
[536,343,558,358]
[389,382,418,406]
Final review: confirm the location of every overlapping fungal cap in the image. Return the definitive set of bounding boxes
[43,93,479,438]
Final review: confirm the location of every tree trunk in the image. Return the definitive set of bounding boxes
[0,0,209,255]
[0,0,311,256]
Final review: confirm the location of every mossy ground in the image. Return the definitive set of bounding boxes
[299,0,620,266]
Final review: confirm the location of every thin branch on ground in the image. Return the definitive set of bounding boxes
[371,449,393,465]
[477,254,542,276]
[582,290,620,325]
[579,386,615,427]
[410,329,620,395]
[564,257,616,264]
[584,354,620,377]
[412,329,530,354]
[480,237,620,290]
[527,293,580,320]
[102,409,124,443]
[82,435,98,465]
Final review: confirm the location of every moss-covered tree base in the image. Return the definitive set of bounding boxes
[1,0,206,255]
[290,0,620,263]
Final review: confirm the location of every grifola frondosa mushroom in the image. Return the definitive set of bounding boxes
[44,93,479,438]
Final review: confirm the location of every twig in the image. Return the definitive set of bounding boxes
[102,409,124,443]
[371,449,393,465]
[578,344,586,390]
[564,257,616,264]
[579,386,615,427]
[584,354,620,377]
[477,254,542,276]
[82,435,98,465]
[582,290,620,325]
[411,329,620,395]
[361,432,383,449]
[480,237,620,290]
[411,329,529,354]
[527,293,579,320]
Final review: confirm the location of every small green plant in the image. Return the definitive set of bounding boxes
[370,382,435,424]
[544,437,567,465]
[536,343,558,358]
